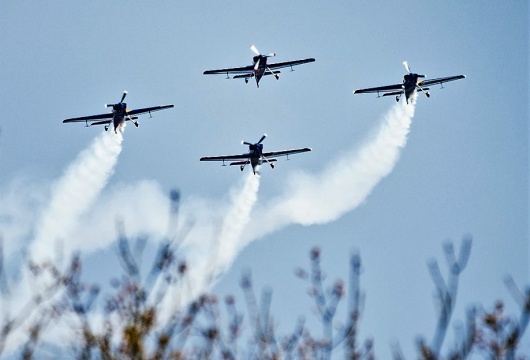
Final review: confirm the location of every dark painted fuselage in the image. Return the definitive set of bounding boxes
[402,73,424,102]
[252,55,269,87]
[248,143,264,172]
[111,103,127,133]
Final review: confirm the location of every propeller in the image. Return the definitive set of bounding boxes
[403,61,425,78]
[403,61,411,74]
[242,134,267,147]
[250,45,275,71]
[120,90,128,103]
[250,44,276,58]
[250,44,260,56]
[105,91,128,108]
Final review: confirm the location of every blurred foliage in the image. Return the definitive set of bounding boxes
[0,192,528,359]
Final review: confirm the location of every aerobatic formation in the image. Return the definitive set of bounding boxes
[62,44,466,174]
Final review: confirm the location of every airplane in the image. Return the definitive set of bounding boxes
[63,91,174,133]
[203,45,315,88]
[353,61,466,103]
[200,134,311,175]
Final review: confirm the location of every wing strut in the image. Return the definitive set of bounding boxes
[261,154,275,169]
[266,66,280,80]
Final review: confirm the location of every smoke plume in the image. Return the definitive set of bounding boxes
[162,171,261,311]
[29,129,124,263]
[244,96,416,243]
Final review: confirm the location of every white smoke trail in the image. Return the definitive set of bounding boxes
[29,129,123,263]
[160,171,260,312]
[244,97,416,242]
[207,171,260,279]
[1,127,125,354]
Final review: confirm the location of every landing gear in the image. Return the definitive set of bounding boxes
[245,78,249,84]
[270,163,275,169]
[395,96,400,102]
[104,126,109,131]
[240,165,244,171]
[134,122,139,127]
[426,92,430,98]
[274,74,279,80]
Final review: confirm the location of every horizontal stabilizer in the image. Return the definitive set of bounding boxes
[382,91,404,97]
[230,160,250,166]
[90,120,112,126]
[233,74,254,79]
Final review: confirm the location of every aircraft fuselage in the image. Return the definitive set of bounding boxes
[111,103,127,133]
[252,55,269,87]
[248,143,264,172]
[402,73,424,102]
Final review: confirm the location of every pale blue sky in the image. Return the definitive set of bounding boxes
[0,1,528,357]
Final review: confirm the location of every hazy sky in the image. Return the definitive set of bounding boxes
[0,1,528,357]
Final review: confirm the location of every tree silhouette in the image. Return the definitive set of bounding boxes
[0,191,528,359]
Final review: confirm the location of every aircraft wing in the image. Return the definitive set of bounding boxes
[203,65,255,75]
[200,153,250,162]
[267,58,315,70]
[419,75,466,87]
[63,113,113,123]
[126,104,174,116]
[353,84,404,94]
[262,147,312,158]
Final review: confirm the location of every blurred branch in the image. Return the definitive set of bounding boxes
[240,270,279,359]
[426,235,472,357]
[476,277,530,359]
